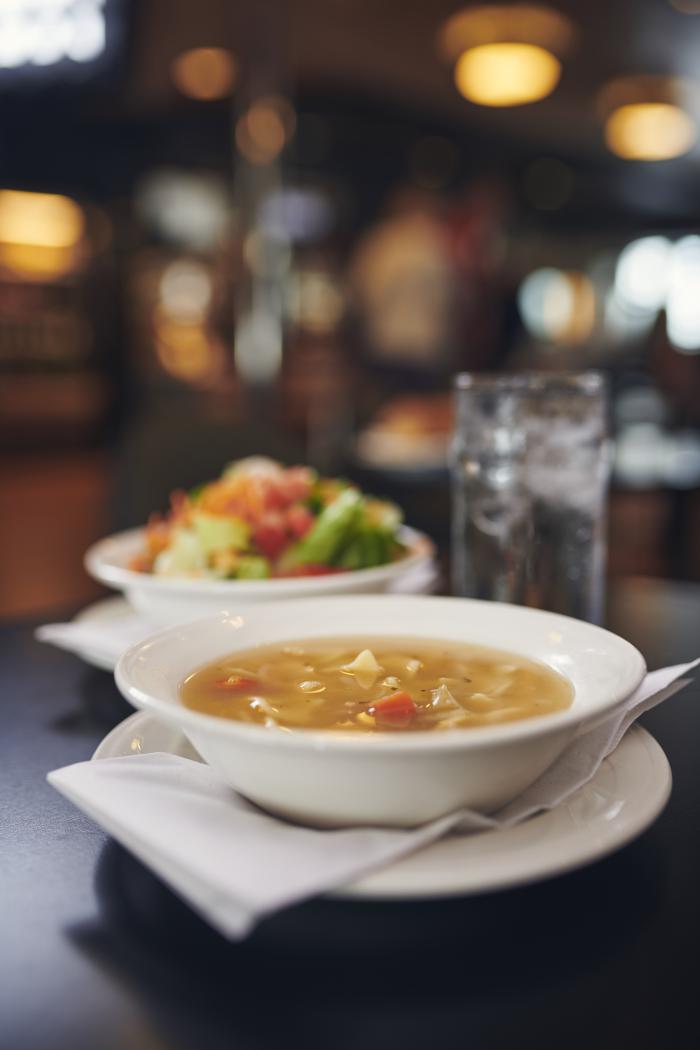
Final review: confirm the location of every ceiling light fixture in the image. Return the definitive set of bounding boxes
[455,42,560,107]
[599,76,697,160]
[605,103,695,161]
[438,5,574,107]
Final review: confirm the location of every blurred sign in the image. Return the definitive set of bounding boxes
[0,0,119,76]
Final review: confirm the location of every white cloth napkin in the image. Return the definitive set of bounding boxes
[37,610,162,667]
[36,567,439,669]
[48,658,698,940]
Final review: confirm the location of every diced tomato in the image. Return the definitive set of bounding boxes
[368,691,418,727]
[260,477,287,512]
[277,466,314,504]
[286,504,315,538]
[214,676,258,691]
[253,512,289,560]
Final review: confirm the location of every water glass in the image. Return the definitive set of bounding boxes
[451,372,610,624]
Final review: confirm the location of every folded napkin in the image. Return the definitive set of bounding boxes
[37,567,439,669]
[48,658,698,940]
[37,611,161,667]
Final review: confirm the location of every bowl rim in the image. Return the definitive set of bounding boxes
[85,525,434,595]
[114,595,647,753]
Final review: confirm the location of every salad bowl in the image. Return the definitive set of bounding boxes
[86,456,435,623]
[86,525,434,622]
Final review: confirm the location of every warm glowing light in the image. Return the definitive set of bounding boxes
[289,270,345,334]
[159,259,212,322]
[155,318,224,384]
[171,48,236,101]
[518,267,595,344]
[439,5,572,108]
[0,243,75,278]
[0,189,85,278]
[454,43,560,106]
[235,96,296,165]
[604,103,696,160]
[0,190,84,247]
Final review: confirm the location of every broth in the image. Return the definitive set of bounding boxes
[180,637,573,732]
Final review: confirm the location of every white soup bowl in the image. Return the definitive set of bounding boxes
[114,595,646,828]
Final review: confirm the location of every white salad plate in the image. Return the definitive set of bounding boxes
[85,524,435,624]
[93,712,671,899]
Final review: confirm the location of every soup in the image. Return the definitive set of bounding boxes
[180,637,573,732]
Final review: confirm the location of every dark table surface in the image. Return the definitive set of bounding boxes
[2,578,700,1050]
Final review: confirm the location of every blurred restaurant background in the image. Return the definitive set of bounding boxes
[2,0,700,620]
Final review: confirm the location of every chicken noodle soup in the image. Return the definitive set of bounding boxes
[180,638,573,732]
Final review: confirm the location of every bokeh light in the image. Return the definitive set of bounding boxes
[0,190,84,247]
[259,187,334,243]
[155,319,224,384]
[159,260,213,323]
[137,171,230,250]
[154,257,222,385]
[0,189,85,278]
[440,5,572,108]
[0,0,106,69]
[667,236,700,352]
[235,96,296,165]
[604,103,696,160]
[288,269,345,335]
[171,47,237,101]
[614,236,672,313]
[518,267,595,344]
[454,43,560,107]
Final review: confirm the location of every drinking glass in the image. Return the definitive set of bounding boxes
[451,372,610,624]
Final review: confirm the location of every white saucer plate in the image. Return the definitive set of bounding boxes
[93,712,671,900]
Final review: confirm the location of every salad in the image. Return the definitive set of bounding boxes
[129,457,407,580]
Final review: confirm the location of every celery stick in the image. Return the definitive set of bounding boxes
[282,488,363,567]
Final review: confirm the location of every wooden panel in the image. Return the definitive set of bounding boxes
[0,452,110,619]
